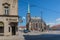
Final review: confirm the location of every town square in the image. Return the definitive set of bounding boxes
[0,0,60,40]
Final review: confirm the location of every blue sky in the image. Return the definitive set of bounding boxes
[18,0,60,27]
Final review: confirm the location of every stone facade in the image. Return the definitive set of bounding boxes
[0,0,18,36]
[26,13,47,32]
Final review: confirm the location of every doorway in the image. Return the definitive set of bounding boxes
[9,22,17,35]
[0,22,4,36]
[12,27,16,35]
[0,27,4,33]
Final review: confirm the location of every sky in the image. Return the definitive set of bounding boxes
[18,0,60,27]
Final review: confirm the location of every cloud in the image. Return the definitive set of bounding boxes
[56,22,60,24]
[56,18,60,21]
[47,23,54,25]
[47,22,60,27]
[22,17,26,19]
[55,18,60,24]
[46,18,60,27]
[47,22,55,27]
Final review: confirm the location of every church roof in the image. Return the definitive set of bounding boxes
[31,17,41,19]
[30,17,41,22]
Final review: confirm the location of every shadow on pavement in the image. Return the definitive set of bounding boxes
[23,34,60,40]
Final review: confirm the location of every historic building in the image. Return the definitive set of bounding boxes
[0,0,18,36]
[51,24,60,30]
[26,4,47,31]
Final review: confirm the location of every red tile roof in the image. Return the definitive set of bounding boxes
[51,24,60,29]
[19,26,26,28]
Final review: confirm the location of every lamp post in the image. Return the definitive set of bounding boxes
[19,16,23,26]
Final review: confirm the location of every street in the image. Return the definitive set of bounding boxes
[19,31,60,40]
[23,34,60,40]
[0,31,60,40]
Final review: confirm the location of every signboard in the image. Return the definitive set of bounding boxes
[6,18,18,22]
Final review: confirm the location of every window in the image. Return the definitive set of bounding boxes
[0,22,4,33]
[4,7,9,15]
[2,3,10,15]
[9,27,10,32]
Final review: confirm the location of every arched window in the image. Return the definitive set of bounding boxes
[0,22,4,27]
[0,22,4,33]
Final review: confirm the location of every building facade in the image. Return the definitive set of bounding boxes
[26,4,47,32]
[26,13,47,31]
[0,0,18,36]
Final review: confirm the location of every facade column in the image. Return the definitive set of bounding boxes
[4,21,9,36]
[42,23,44,32]
[29,22,31,31]
[37,23,38,30]
[38,23,40,31]
[33,23,35,30]
[32,23,34,30]
[34,23,36,29]
[40,23,42,32]
[31,23,33,31]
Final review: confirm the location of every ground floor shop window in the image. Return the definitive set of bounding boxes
[9,27,10,32]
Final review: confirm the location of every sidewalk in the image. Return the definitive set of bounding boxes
[0,31,25,40]
[0,35,20,40]
[22,31,60,35]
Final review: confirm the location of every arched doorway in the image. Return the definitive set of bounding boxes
[9,22,18,35]
[0,22,4,36]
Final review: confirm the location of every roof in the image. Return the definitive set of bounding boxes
[51,24,60,29]
[19,26,26,28]
[31,17,41,19]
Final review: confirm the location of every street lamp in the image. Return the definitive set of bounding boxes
[19,16,23,27]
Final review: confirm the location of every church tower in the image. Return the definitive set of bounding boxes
[26,3,31,30]
[26,4,31,23]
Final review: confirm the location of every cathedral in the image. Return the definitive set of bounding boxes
[0,0,18,36]
[26,4,47,32]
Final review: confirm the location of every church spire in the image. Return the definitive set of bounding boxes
[28,3,30,13]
